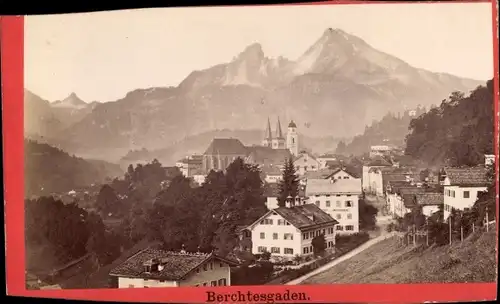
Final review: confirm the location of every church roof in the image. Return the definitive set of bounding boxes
[203,138,248,156]
[275,117,284,139]
[288,120,297,128]
[246,146,291,167]
[264,118,272,140]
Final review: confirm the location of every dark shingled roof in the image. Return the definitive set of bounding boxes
[366,156,392,167]
[444,167,490,187]
[109,248,238,280]
[203,138,248,156]
[246,146,291,167]
[415,193,444,206]
[273,204,338,230]
[402,194,417,208]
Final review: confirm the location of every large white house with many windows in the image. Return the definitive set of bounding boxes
[305,178,362,233]
[442,167,489,220]
[241,204,338,258]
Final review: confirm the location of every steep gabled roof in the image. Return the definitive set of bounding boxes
[415,193,444,206]
[443,167,490,187]
[366,155,392,167]
[274,204,338,230]
[305,179,362,195]
[264,118,272,140]
[203,138,248,155]
[109,248,238,280]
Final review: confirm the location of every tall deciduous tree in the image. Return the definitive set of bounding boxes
[277,158,299,207]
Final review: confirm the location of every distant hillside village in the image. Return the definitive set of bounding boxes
[26,82,496,290]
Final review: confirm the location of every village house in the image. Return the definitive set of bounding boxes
[386,182,429,218]
[109,248,238,288]
[414,193,444,217]
[261,166,284,184]
[293,151,321,176]
[362,156,392,194]
[305,178,362,233]
[442,167,489,220]
[369,145,392,158]
[240,204,338,258]
[264,183,308,210]
[316,154,338,169]
[175,155,203,177]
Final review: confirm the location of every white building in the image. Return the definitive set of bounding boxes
[369,145,392,157]
[109,248,238,288]
[442,167,489,220]
[293,151,321,176]
[242,204,338,258]
[316,154,337,169]
[305,178,362,233]
[362,156,392,193]
[175,155,203,177]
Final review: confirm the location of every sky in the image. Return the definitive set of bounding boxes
[24,2,495,102]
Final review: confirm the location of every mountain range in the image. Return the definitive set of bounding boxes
[24,28,484,164]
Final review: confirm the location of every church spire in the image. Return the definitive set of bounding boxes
[265,117,272,140]
[275,117,284,139]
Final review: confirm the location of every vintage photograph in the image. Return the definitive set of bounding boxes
[23,2,497,290]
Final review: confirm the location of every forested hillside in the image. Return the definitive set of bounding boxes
[405,80,494,166]
[25,139,123,197]
[338,107,427,156]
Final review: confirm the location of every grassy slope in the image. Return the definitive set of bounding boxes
[302,231,497,284]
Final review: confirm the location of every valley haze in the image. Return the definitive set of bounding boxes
[24,4,493,166]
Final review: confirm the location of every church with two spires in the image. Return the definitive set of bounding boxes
[201,118,300,174]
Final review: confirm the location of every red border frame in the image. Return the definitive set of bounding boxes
[2,1,498,302]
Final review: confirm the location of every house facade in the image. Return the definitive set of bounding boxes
[242,204,338,258]
[442,167,489,220]
[109,248,238,288]
[362,156,392,194]
[293,151,320,176]
[305,179,362,233]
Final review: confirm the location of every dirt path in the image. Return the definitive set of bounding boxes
[285,232,400,285]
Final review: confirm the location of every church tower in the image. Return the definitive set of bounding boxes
[272,117,286,149]
[262,118,272,147]
[286,120,299,156]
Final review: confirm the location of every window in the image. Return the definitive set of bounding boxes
[260,232,265,239]
[284,248,294,255]
[328,241,334,248]
[311,166,315,170]
[286,221,291,226]
[273,233,278,240]
[271,247,280,254]
[315,201,320,206]
[284,233,293,240]
[292,138,295,144]
[346,194,352,197]
[336,201,341,207]
[309,231,314,238]
[211,281,217,286]
[128,285,135,288]
[336,214,341,220]
[336,225,344,231]
[347,213,352,220]
[310,246,313,252]
[343,177,349,179]
[303,233,308,240]
[326,194,331,197]
[203,264,207,271]
[144,286,149,288]
[195,284,200,287]
[303,247,309,254]
[196,268,200,273]
[326,201,331,207]
[345,201,353,207]
[346,225,354,231]
[463,191,470,198]
[203,282,208,286]
[210,262,213,270]
[328,227,334,234]
[452,191,455,198]
[218,279,227,286]
[258,246,267,253]
[304,166,308,171]
[316,230,320,236]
